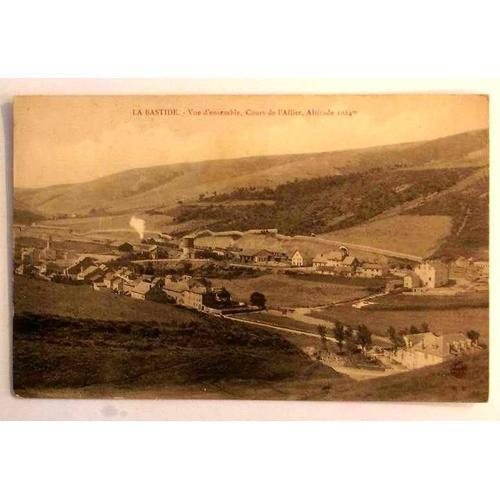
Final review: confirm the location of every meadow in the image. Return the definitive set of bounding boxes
[309,304,488,343]
[211,274,371,308]
[323,214,452,258]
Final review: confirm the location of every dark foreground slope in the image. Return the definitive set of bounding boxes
[13,313,339,399]
[12,278,488,401]
[12,278,339,399]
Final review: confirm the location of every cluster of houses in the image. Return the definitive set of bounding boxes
[451,256,489,279]
[110,240,172,260]
[15,237,254,316]
[308,248,389,278]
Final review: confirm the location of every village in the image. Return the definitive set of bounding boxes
[14,226,488,378]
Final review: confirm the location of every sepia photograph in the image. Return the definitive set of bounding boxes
[12,94,489,402]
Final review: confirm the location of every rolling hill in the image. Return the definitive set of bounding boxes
[14,128,488,217]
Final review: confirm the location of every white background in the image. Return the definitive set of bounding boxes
[1,1,499,499]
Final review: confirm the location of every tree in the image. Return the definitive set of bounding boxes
[358,324,372,351]
[466,329,480,346]
[216,287,231,303]
[317,325,328,353]
[388,326,405,351]
[334,321,346,354]
[421,322,429,332]
[409,325,419,335]
[250,291,266,308]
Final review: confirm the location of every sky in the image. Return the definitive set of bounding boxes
[13,94,488,188]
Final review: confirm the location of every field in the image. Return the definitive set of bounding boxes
[210,274,371,308]
[14,276,198,323]
[370,291,489,310]
[323,215,452,258]
[15,235,114,255]
[309,304,488,343]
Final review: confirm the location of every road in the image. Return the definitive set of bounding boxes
[226,309,391,348]
[225,314,336,342]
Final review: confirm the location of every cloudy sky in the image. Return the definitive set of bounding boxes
[14,94,488,188]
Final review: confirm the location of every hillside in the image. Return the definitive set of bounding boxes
[172,166,480,237]
[13,277,487,401]
[14,128,488,217]
[13,277,340,399]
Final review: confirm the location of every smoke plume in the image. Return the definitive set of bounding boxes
[129,216,146,240]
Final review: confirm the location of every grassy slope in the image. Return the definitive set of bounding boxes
[406,171,489,259]
[331,350,489,402]
[12,277,488,401]
[173,166,478,237]
[12,277,339,399]
[309,304,488,343]
[210,274,371,308]
[13,313,339,399]
[14,276,198,323]
[323,215,452,257]
[14,129,488,216]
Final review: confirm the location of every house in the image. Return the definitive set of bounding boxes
[357,262,387,278]
[290,249,312,267]
[93,282,108,291]
[111,241,134,254]
[183,282,210,310]
[253,249,274,264]
[110,276,125,293]
[340,256,360,274]
[163,276,191,303]
[130,281,152,300]
[163,275,232,312]
[183,282,232,312]
[136,244,159,259]
[413,260,449,288]
[237,250,256,263]
[115,267,137,283]
[385,279,403,293]
[390,331,473,369]
[270,251,289,262]
[21,247,41,266]
[77,265,104,283]
[313,250,346,269]
[64,256,96,279]
[403,271,421,290]
[312,254,329,268]
[123,278,141,296]
[103,272,115,288]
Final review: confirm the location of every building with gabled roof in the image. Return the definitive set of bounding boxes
[130,280,152,300]
[313,250,346,269]
[290,249,313,267]
[357,261,388,278]
[390,331,474,369]
[111,241,134,253]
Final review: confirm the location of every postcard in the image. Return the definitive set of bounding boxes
[12,94,489,401]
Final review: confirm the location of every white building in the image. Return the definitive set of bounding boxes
[389,331,473,369]
[290,249,312,267]
[413,260,449,289]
